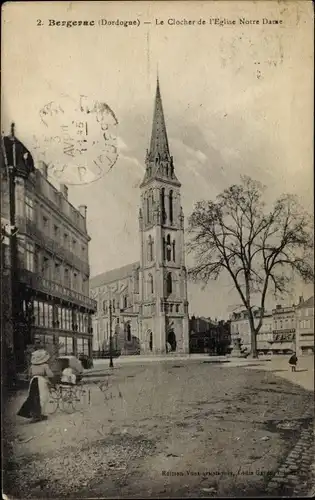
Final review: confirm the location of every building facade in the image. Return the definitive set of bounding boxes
[271,304,296,353]
[90,79,190,355]
[230,308,274,354]
[296,296,314,355]
[230,298,315,356]
[1,139,96,370]
[189,316,231,355]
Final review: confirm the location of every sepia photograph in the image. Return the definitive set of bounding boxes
[1,1,314,498]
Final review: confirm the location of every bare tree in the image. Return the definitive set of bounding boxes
[187,176,314,357]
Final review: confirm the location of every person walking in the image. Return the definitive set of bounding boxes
[17,349,54,423]
[289,352,298,372]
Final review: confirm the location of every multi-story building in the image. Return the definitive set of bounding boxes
[271,304,296,353]
[90,78,190,355]
[230,308,273,354]
[189,316,231,354]
[1,134,96,370]
[296,296,314,355]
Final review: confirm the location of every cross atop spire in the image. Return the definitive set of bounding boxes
[149,76,170,159]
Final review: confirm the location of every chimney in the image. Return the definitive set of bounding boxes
[37,161,48,179]
[78,205,87,219]
[299,296,304,305]
[60,184,68,199]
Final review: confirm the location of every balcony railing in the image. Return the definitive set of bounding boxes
[16,216,90,275]
[18,268,97,311]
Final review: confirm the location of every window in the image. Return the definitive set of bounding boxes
[172,240,176,262]
[116,317,119,324]
[163,237,166,260]
[72,239,77,253]
[149,273,154,294]
[124,296,128,309]
[73,272,78,290]
[42,256,50,279]
[77,338,83,354]
[25,195,34,220]
[176,305,180,313]
[112,299,115,313]
[54,262,61,281]
[146,194,150,223]
[103,300,108,314]
[82,246,86,259]
[125,322,131,342]
[66,337,73,354]
[64,233,69,248]
[48,304,53,328]
[64,268,70,287]
[160,188,166,223]
[166,235,172,261]
[42,216,49,232]
[148,235,154,261]
[166,272,172,295]
[83,338,89,355]
[53,224,60,240]
[25,242,34,271]
[169,190,173,224]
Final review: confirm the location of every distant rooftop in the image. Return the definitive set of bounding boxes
[298,296,314,309]
[90,261,140,288]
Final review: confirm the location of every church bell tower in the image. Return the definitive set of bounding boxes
[138,78,189,354]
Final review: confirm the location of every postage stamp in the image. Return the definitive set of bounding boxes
[32,94,119,185]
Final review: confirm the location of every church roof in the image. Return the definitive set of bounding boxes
[140,77,180,188]
[90,261,140,288]
[149,77,170,158]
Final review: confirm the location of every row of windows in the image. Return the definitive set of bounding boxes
[32,301,89,332]
[274,319,295,329]
[102,296,129,314]
[24,243,87,292]
[59,336,89,355]
[144,189,174,225]
[299,319,313,329]
[33,334,89,355]
[25,195,87,259]
[146,235,176,263]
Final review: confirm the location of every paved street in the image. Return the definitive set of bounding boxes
[3,356,314,498]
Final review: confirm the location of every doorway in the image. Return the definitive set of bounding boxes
[167,330,177,352]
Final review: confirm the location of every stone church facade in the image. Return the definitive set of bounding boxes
[90,79,189,355]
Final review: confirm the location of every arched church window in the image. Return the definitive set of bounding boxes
[124,296,128,309]
[148,273,154,294]
[166,164,169,176]
[169,190,173,224]
[148,235,154,261]
[172,240,176,262]
[163,237,166,260]
[166,272,172,295]
[160,188,166,224]
[166,235,172,261]
[146,193,150,224]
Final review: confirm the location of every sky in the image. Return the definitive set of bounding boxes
[2,1,314,318]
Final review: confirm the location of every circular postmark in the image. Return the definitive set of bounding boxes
[32,95,119,185]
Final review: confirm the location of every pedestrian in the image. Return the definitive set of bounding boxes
[17,349,54,423]
[289,352,298,372]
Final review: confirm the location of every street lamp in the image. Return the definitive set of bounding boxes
[1,123,34,373]
[108,300,114,368]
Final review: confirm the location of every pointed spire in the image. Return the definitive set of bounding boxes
[149,76,170,158]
